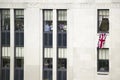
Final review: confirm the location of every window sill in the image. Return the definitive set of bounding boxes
[97,33,109,36]
[97,72,109,75]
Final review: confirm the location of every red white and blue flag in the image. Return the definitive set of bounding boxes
[98,33,107,48]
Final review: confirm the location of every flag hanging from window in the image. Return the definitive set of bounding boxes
[98,33,107,48]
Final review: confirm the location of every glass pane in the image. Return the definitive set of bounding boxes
[15,10,24,31]
[58,59,67,69]
[44,33,48,46]
[98,60,109,72]
[63,34,67,47]
[1,10,10,31]
[58,34,62,47]
[1,10,10,46]
[15,58,24,68]
[43,70,52,80]
[2,68,10,80]
[98,9,109,33]
[43,10,53,32]
[44,58,52,69]
[1,31,10,46]
[49,33,52,47]
[98,48,109,72]
[44,10,53,21]
[98,48,109,60]
[99,18,109,32]
[58,10,67,21]
[43,10,53,47]
[44,22,52,32]
[57,10,67,32]
[43,58,52,80]
[2,58,10,67]
[57,59,67,80]
[15,10,24,47]
[15,68,24,80]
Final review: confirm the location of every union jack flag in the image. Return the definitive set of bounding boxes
[98,33,107,48]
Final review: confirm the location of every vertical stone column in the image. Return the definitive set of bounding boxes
[67,9,73,80]
[53,9,57,80]
[10,9,15,80]
[39,9,43,80]
[0,10,1,80]
[24,8,40,80]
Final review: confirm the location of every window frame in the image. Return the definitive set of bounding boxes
[97,9,109,33]
[57,9,67,48]
[14,9,24,47]
[43,9,53,48]
[0,9,10,47]
[97,48,109,72]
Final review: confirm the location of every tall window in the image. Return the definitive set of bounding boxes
[97,48,109,72]
[0,9,10,80]
[14,9,24,80]
[57,59,67,80]
[57,9,67,80]
[43,10,53,47]
[1,57,10,80]
[43,10,53,80]
[43,58,52,80]
[57,10,67,47]
[15,9,24,47]
[98,9,109,33]
[1,10,10,46]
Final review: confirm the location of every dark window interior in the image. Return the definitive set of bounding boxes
[14,9,24,47]
[98,9,109,33]
[0,10,10,46]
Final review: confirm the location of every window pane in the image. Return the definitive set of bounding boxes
[99,18,109,32]
[43,10,53,32]
[1,10,10,46]
[58,10,67,21]
[63,33,67,47]
[98,48,109,72]
[15,58,24,68]
[57,10,67,48]
[15,10,24,31]
[43,58,52,80]
[98,60,109,72]
[15,10,24,47]
[15,68,24,80]
[44,58,52,69]
[49,33,52,47]
[2,68,10,80]
[57,10,67,32]
[2,58,10,67]
[43,10,53,47]
[58,59,67,69]
[44,10,53,21]
[98,9,109,33]
[57,59,67,80]
[1,10,10,31]
[58,33,62,47]
[44,33,48,46]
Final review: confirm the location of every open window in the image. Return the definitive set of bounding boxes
[98,9,109,33]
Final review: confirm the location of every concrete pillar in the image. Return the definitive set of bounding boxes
[10,9,15,80]
[39,9,43,80]
[53,9,57,80]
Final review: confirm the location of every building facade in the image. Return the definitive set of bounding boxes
[0,0,120,80]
